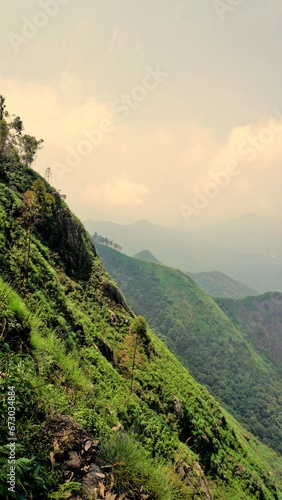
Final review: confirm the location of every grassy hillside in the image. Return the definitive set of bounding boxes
[186,270,258,298]
[95,243,282,456]
[216,293,282,372]
[0,108,282,498]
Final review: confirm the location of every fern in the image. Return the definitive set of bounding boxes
[49,482,85,499]
[0,445,46,499]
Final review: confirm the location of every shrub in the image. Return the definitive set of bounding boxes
[99,432,187,500]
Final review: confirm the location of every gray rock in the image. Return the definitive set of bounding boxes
[65,451,82,470]
[84,439,92,451]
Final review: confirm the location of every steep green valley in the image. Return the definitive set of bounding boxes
[0,103,282,499]
[95,243,282,457]
[216,293,282,372]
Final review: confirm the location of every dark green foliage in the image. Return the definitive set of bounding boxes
[21,179,55,285]
[0,95,6,119]
[216,293,282,370]
[10,116,23,135]
[129,316,150,393]
[0,444,46,499]
[0,281,31,350]
[0,101,43,170]
[20,135,44,167]
[130,316,149,346]
[0,119,8,153]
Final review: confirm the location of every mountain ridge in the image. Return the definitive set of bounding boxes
[187,270,258,298]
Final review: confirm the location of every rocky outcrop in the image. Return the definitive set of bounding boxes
[45,413,113,499]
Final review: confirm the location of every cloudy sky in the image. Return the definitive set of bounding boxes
[1,0,282,226]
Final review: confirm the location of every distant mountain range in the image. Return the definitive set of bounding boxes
[133,250,258,298]
[85,217,282,292]
[95,242,282,455]
[192,213,282,258]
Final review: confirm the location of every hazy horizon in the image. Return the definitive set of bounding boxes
[1,1,282,227]
[84,212,282,229]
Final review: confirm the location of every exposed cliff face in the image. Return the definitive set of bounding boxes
[45,195,96,281]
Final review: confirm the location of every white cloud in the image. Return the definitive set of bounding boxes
[83,178,150,207]
[1,75,282,225]
[0,77,114,148]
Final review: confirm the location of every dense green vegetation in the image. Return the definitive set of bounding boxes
[0,98,282,498]
[216,293,282,372]
[186,270,258,298]
[95,243,282,455]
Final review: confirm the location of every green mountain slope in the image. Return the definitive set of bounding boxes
[95,243,282,456]
[216,293,282,371]
[0,106,282,499]
[186,270,258,298]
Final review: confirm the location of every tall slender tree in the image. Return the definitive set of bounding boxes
[0,95,5,120]
[20,135,44,167]
[130,316,148,393]
[21,179,54,285]
[0,96,8,154]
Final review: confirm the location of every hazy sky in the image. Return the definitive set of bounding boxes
[1,0,282,226]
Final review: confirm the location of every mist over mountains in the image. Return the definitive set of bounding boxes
[191,214,282,257]
[85,215,282,293]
